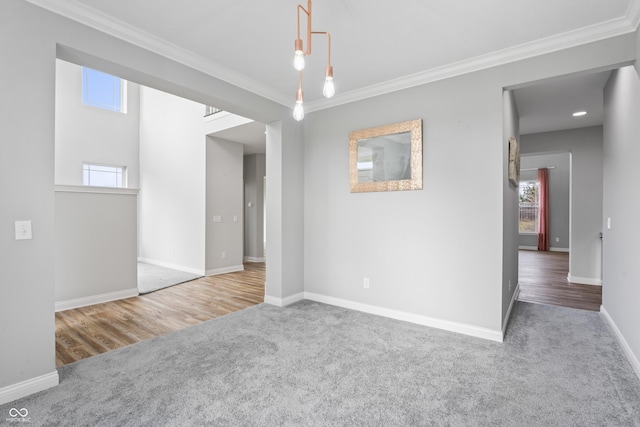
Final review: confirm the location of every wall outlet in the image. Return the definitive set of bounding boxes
[555,237,560,243]
[363,277,370,289]
[213,215,222,223]
[221,251,227,259]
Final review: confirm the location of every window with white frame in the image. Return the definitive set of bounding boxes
[82,67,127,113]
[83,163,127,188]
[519,180,539,233]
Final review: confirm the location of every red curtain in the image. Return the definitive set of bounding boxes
[537,168,549,251]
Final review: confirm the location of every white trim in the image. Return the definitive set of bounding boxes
[0,371,59,406]
[600,305,640,381]
[205,265,244,276]
[244,256,266,263]
[502,283,520,336]
[55,184,138,195]
[518,246,570,253]
[567,274,602,286]
[304,292,503,342]
[24,0,290,107]
[55,288,139,312]
[307,13,638,113]
[24,0,640,111]
[263,292,305,307]
[137,257,204,276]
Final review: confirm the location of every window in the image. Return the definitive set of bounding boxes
[519,181,539,233]
[82,67,127,113]
[83,164,126,188]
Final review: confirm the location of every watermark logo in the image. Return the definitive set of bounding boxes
[6,408,31,423]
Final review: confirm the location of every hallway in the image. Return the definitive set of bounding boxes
[517,250,602,311]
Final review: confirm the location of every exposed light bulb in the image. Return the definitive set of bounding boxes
[323,77,335,98]
[323,65,335,98]
[294,39,305,70]
[293,51,305,71]
[293,100,304,121]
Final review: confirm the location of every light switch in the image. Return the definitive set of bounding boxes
[15,220,32,240]
[607,217,612,230]
[213,215,222,223]
[233,215,238,222]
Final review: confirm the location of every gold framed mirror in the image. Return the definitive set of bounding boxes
[349,119,423,193]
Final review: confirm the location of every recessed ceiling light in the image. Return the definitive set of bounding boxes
[573,111,587,117]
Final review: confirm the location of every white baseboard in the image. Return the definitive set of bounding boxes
[502,283,520,336]
[600,305,640,381]
[304,292,503,342]
[205,265,244,276]
[263,292,304,307]
[244,256,266,263]
[567,274,602,286]
[138,257,205,276]
[0,371,59,406]
[518,246,569,252]
[56,288,139,312]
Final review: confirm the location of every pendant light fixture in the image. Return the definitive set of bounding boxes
[293,0,334,121]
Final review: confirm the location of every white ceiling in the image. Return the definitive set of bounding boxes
[28,0,640,144]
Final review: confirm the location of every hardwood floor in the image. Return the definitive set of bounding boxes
[55,262,265,367]
[517,250,602,311]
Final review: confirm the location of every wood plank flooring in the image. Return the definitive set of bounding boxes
[55,262,265,367]
[517,250,602,311]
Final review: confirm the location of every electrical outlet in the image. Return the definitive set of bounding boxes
[363,277,370,289]
[15,221,32,240]
[555,237,560,243]
[221,251,227,259]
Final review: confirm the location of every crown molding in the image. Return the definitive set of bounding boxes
[307,10,639,113]
[25,0,291,107]
[26,0,640,114]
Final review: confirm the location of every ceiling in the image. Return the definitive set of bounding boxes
[28,0,640,145]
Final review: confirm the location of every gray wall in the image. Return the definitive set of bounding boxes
[518,152,570,250]
[603,65,640,376]
[205,137,244,274]
[502,90,520,326]
[0,0,297,402]
[55,59,140,188]
[244,154,266,261]
[520,127,603,284]
[55,189,138,307]
[1,0,637,402]
[303,35,634,338]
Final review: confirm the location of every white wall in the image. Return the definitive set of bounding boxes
[602,65,640,377]
[502,90,520,326]
[55,188,138,309]
[205,137,244,274]
[520,127,603,285]
[519,153,571,250]
[55,59,140,188]
[138,86,206,273]
[244,154,266,261]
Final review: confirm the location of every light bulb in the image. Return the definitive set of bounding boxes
[294,51,305,71]
[294,39,305,71]
[293,100,304,121]
[323,76,335,98]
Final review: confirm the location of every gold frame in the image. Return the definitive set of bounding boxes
[349,119,423,193]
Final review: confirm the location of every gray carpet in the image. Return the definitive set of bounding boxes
[137,262,202,294]
[2,301,640,426]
